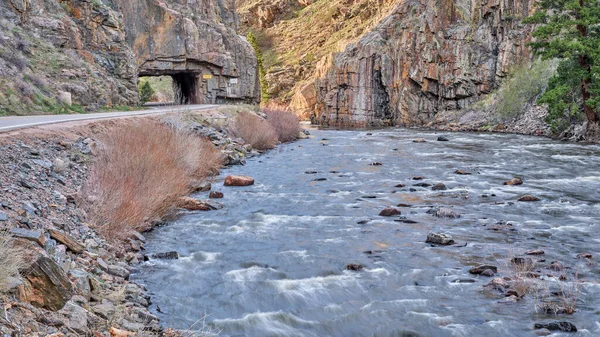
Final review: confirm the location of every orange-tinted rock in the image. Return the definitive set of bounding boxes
[518,195,540,202]
[504,178,524,186]
[15,240,73,311]
[209,191,224,199]
[177,197,213,211]
[224,175,255,187]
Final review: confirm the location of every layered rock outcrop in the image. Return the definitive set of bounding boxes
[294,0,535,126]
[0,0,258,114]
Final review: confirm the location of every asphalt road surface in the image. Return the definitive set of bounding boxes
[0,104,218,132]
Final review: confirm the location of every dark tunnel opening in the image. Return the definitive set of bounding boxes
[171,73,199,105]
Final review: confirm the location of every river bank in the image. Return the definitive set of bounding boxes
[0,107,296,336]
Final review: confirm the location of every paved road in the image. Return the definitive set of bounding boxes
[0,104,219,132]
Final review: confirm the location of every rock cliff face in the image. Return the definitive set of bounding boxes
[294,0,535,126]
[0,0,258,115]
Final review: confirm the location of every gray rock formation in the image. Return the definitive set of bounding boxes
[294,0,535,126]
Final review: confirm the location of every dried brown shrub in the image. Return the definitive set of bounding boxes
[264,109,302,143]
[233,111,278,150]
[0,230,26,294]
[84,119,223,240]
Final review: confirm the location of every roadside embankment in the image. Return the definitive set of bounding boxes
[0,105,305,336]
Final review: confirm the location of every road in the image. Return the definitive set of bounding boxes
[0,104,219,132]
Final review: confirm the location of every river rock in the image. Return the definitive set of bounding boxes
[533,322,577,332]
[59,301,89,335]
[177,197,213,211]
[518,195,540,202]
[426,232,455,245]
[224,175,255,186]
[469,265,498,276]
[413,138,426,143]
[435,208,461,219]
[437,136,449,141]
[576,252,592,259]
[413,182,431,187]
[370,162,383,166]
[504,178,523,186]
[193,182,212,192]
[455,170,472,175]
[150,251,179,260]
[525,249,545,255]
[432,183,447,191]
[209,191,224,199]
[16,240,73,311]
[412,176,425,180]
[0,211,7,221]
[549,261,564,271]
[346,264,364,271]
[395,184,406,188]
[511,257,534,268]
[379,207,401,217]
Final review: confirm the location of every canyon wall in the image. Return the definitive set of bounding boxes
[0,0,258,115]
[292,0,535,126]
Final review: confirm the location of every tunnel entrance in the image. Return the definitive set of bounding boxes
[171,73,199,105]
[138,72,203,105]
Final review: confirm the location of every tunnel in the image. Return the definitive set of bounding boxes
[138,71,204,105]
[171,73,199,104]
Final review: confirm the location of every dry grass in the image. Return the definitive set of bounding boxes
[164,315,221,337]
[0,230,27,294]
[232,111,278,150]
[84,119,223,240]
[264,109,302,143]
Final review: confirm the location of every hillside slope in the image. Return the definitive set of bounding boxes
[238,0,397,111]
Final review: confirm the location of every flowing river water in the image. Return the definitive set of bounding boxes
[133,129,600,337]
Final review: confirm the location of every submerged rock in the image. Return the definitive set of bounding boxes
[426,232,455,245]
[209,191,224,199]
[504,178,523,186]
[437,136,450,142]
[525,249,545,256]
[379,207,401,217]
[224,175,255,186]
[177,197,214,211]
[518,195,540,202]
[413,138,427,143]
[454,170,472,175]
[432,183,447,191]
[469,265,498,276]
[346,264,364,271]
[533,322,577,332]
[434,208,461,219]
[150,252,179,260]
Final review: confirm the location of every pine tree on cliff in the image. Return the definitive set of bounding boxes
[247,32,270,102]
[525,0,600,133]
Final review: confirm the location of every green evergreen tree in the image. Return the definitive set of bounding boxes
[247,32,270,102]
[525,0,600,132]
[139,80,155,105]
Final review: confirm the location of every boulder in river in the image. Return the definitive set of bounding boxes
[533,322,577,332]
[525,250,545,256]
[432,183,447,191]
[412,176,425,180]
[177,197,214,211]
[224,175,255,186]
[469,265,498,276]
[504,178,523,186]
[413,138,427,143]
[426,232,455,245]
[370,162,383,166]
[437,136,450,142]
[379,207,401,217]
[434,208,461,219]
[209,191,224,199]
[518,195,540,202]
[455,170,472,175]
[576,252,593,259]
[346,264,364,271]
[150,251,179,260]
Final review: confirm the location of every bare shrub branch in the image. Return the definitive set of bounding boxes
[232,111,278,150]
[264,109,302,143]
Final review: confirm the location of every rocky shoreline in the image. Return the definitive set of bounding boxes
[0,109,276,336]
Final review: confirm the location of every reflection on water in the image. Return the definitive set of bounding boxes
[134,129,600,337]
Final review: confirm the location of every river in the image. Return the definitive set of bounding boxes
[133,129,600,337]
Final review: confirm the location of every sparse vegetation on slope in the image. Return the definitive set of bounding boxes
[265,109,302,142]
[238,0,397,104]
[84,119,223,241]
[233,111,279,150]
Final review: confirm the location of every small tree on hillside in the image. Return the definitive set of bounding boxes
[139,81,155,105]
[525,0,600,133]
[247,32,270,102]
